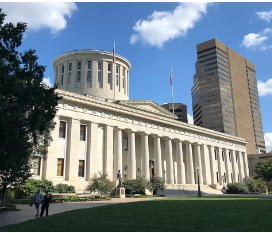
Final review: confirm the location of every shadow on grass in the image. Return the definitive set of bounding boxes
[1,197,272,232]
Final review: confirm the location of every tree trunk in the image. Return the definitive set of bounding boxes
[1,184,7,207]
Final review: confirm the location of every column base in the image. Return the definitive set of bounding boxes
[116,188,126,198]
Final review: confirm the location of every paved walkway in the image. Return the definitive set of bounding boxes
[1,194,272,228]
[0,197,168,228]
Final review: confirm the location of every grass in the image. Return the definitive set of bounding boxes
[1,197,272,232]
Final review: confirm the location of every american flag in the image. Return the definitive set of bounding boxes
[113,42,116,64]
[170,67,172,86]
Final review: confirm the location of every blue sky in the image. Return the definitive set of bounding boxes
[1,2,271,152]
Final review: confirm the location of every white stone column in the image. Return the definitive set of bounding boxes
[165,138,174,184]
[231,150,239,183]
[223,149,232,184]
[217,147,225,185]
[44,116,59,180]
[176,140,185,184]
[141,134,150,180]
[200,144,211,185]
[242,152,249,184]
[194,144,203,185]
[154,136,162,178]
[237,151,245,183]
[208,145,217,185]
[67,118,80,181]
[113,128,123,181]
[128,130,136,180]
[104,125,114,181]
[185,142,195,184]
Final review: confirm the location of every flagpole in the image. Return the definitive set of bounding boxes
[113,41,115,104]
[171,67,174,114]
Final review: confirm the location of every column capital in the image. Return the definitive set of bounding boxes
[113,126,123,131]
[138,131,148,136]
[173,138,183,143]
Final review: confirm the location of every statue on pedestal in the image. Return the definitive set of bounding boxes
[117,170,122,188]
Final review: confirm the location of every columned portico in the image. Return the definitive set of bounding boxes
[231,150,239,183]
[224,148,232,184]
[217,147,224,185]
[208,145,217,185]
[153,136,162,178]
[242,152,249,183]
[237,151,245,183]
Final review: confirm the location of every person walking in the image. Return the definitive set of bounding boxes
[40,191,51,217]
[32,189,43,217]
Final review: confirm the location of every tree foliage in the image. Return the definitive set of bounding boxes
[226,183,249,194]
[85,172,113,197]
[248,177,267,194]
[122,177,149,195]
[0,8,61,205]
[148,175,166,195]
[254,160,272,183]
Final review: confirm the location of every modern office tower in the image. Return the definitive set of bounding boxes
[161,103,188,123]
[191,38,266,154]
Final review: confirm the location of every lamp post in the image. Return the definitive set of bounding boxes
[196,166,202,197]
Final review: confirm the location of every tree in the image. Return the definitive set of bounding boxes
[148,175,166,195]
[254,160,272,194]
[85,172,113,197]
[0,9,61,206]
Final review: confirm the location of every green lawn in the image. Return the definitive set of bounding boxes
[1,197,272,232]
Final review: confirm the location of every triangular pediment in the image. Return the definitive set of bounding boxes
[117,100,177,119]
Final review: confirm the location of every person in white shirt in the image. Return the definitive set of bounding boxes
[33,189,43,217]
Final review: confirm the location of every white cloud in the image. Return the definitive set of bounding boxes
[256,10,272,23]
[187,114,194,124]
[257,78,272,96]
[42,77,53,87]
[241,33,268,49]
[263,28,272,34]
[130,2,212,47]
[264,132,272,153]
[0,2,77,35]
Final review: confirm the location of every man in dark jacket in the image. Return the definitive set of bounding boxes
[40,191,51,217]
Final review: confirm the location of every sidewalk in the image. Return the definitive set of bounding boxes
[0,197,168,228]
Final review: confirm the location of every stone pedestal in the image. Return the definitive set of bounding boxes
[116,188,126,198]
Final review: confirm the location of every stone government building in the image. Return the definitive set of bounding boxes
[33,49,249,193]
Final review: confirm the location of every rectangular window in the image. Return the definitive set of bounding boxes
[78,61,81,70]
[88,61,92,69]
[216,172,219,183]
[222,151,224,161]
[77,71,81,82]
[116,65,119,74]
[224,172,226,183]
[98,62,102,71]
[108,63,111,72]
[229,152,231,162]
[123,77,125,88]
[231,173,233,183]
[69,63,72,72]
[98,71,101,83]
[236,154,238,163]
[108,73,111,84]
[87,71,92,82]
[214,149,217,160]
[59,121,66,138]
[57,158,64,176]
[124,137,128,150]
[80,125,86,141]
[62,65,64,73]
[61,75,64,85]
[78,160,84,177]
[123,68,125,76]
[116,75,118,85]
[31,156,41,175]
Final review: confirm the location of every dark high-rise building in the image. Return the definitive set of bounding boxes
[191,38,266,154]
[161,103,188,123]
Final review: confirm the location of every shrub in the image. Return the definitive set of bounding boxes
[148,175,166,195]
[54,184,75,193]
[85,172,113,197]
[227,183,249,194]
[16,179,55,198]
[122,177,148,195]
[0,188,14,198]
[248,177,267,193]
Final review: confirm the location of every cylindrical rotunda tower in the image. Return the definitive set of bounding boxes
[52,50,131,100]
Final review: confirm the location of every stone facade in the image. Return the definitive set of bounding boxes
[32,50,249,192]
